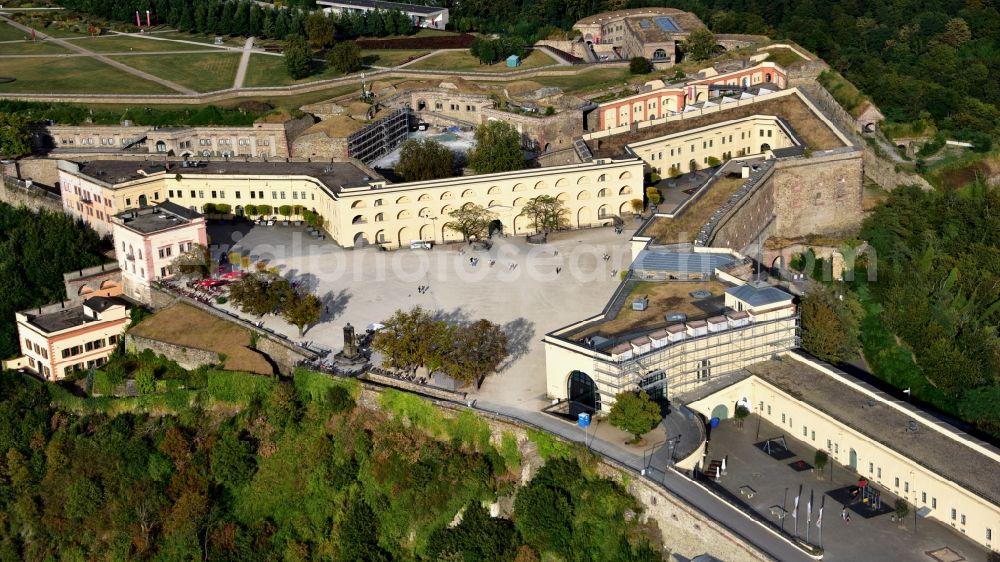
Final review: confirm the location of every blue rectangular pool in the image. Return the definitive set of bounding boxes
[654,16,680,32]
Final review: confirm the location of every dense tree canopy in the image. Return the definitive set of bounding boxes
[858,183,1000,436]
[328,40,362,74]
[445,203,495,241]
[468,121,524,174]
[608,391,662,443]
[0,367,666,560]
[395,138,455,182]
[283,34,313,79]
[0,113,32,158]
[0,204,106,358]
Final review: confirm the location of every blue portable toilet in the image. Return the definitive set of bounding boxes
[506,54,521,67]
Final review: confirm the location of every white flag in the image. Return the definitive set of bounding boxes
[793,494,799,518]
[816,506,823,528]
[807,497,812,522]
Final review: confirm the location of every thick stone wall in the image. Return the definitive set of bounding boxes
[480,108,582,153]
[709,177,775,252]
[63,264,121,304]
[0,177,64,214]
[125,334,219,370]
[863,149,933,191]
[536,148,582,167]
[254,335,312,376]
[5,158,61,187]
[772,150,864,238]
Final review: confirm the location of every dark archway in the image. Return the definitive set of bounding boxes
[864,123,876,133]
[235,205,244,217]
[488,219,503,237]
[568,370,599,412]
[353,232,369,247]
[417,99,427,111]
[712,44,727,55]
[760,143,771,152]
[155,140,166,153]
[849,448,858,472]
[138,194,148,207]
[765,73,772,83]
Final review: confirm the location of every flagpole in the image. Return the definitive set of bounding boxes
[818,497,825,549]
[806,489,813,543]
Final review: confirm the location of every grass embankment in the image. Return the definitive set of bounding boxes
[817,69,869,118]
[408,49,555,73]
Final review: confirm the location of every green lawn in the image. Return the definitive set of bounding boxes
[362,49,429,67]
[68,34,226,53]
[0,56,172,94]
[110,52,242,92]
[0,39,68,55]
[242,54,346,87]
[514,66,633,95]
[0,22,30,41]
[408,49,556,72]
[150,31,245,47]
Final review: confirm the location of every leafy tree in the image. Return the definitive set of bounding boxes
[329,40,362,74]
[257,204,273,217]
[629,56,650,74]
[445,203,495,241]
[518,195,569,235]
[395,138,454,181]
[172,243,211,278]
[682,28,716,62]
[305,12,335,49]
[814,450,829,475]
[65,478,102,519]
[800,287,860,364]
[372,306,450,371]
[283,34,313,80]
[136,366,155,394]
[513,481,573,556]
[630,199,644,213]
[446,319,509,388]
[244,203,258,217]
[278,204,293,219]
[0,112,32,158]
[468,121,524,174]
[608,391,661,443]
[644,186,661,206]
[283,291,323,336]
[429,501,521,561]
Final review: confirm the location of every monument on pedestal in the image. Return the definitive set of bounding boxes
[334,322,367,368]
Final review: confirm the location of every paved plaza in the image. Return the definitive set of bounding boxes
[703,416,991,562]
[208,220,641,410]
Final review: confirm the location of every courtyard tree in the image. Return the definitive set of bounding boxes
[278,205,293,220]
[734,404,750,429]
[629,56,651,74]
[395,138,455,181]
[445,204,495,241]
[227,274,271,316]
[172,244,212,278]
[682,28,716,62]
[244,204,258,218]
[644,186,661,206]
[329,40,362,74]
[0,112,32,158]
[467,121,524,174]
[283,291,323,336]
[257,204,273,217]
[446,319,508,388]
[305,11,335,49]
[373,306,450,371]
[518,195,569,235]
[630,199,644,213]
[814,450,829,477]
[608,390,661,444]
[283,34,313,80]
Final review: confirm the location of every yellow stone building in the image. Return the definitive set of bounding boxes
[57,157,645,249]
[688,352,1000,553]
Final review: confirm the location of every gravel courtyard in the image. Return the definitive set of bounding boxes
[207,221,640,410]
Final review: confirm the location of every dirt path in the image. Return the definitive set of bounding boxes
[232,36,255,89]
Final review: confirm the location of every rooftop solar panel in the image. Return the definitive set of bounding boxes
[655,16,680,32]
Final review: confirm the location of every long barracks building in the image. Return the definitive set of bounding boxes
[57,157,644,249]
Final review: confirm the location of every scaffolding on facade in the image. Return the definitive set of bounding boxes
[589,314,800,404]
[347,108,409,165]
